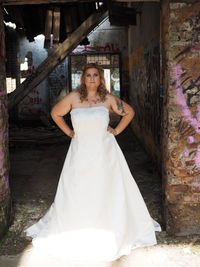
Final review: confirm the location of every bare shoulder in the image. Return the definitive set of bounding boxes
[51,90,78,116]
[105,93,115,105]
[106,93,121,106]
[67,90,79,99]
[61,90,79,103]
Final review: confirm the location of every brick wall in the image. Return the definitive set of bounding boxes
[162,1,200,235]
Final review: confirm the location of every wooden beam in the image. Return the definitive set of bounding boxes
[44,9,53,49]
[2,0,160,6]
[8,5,108,110]
[52,7,60,44]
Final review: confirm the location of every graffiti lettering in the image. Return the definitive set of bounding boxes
[19,87,42,117]
[72,43,120,54]
[131,41,161,146]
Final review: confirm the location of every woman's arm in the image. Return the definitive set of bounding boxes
[51,93,74,138]
[108,95,135,136]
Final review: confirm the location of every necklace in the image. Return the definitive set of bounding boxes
[85,97,102,106]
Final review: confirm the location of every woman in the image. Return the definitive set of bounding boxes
[51,64,134,138]
[24,63,161,262]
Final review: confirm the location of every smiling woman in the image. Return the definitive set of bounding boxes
[24,63,161,262]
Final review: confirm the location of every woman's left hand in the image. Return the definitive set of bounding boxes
[107,126,118,136]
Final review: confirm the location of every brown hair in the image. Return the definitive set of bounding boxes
[77,63,109,102]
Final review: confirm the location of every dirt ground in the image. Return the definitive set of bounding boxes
[0,123,200,267]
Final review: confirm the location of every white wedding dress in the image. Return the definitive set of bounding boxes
[24,106,161,262]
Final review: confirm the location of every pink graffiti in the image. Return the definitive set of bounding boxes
[183,149,189,158]
[191,47,200,53]
[173,63,200,170]
[195,145,200,170]
[187,136,195,144]
[173,64,200,134]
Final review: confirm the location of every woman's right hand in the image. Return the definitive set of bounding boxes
[51,92,76,137]
[68,130,75,138]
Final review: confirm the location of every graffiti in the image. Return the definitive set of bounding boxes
[19,61,45,118]
[183,76,200,95]
[172,10,200,171]
[19,87,42,116]
[183,148,189,158]
[23,88,42,104]
[144,42,161,145]
[173,63,200,170]
[187,136,195,144]
[174,64,200,133]
[28,89,42,105]
[174,47,200,106]
[131,40,161,146]
[72,43,120,54]
[48,61,67,107]
[195,145,200,170]
[191,47,200,53]
[180,14,200,44]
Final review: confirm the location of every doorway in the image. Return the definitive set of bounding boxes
[69,53,121,97]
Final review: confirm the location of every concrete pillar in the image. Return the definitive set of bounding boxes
[162,0,200,235]
[0,6,12,238]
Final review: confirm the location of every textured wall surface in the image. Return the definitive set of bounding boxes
[0,7,11,239]
[162,1,200,235]
[128,3,161,165]
[9,19,128,120]
[17,35,49,120]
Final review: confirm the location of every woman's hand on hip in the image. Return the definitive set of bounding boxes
[68,130,75,138]
[107,126,118,136]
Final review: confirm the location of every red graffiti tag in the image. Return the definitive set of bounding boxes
[72,43,120,54]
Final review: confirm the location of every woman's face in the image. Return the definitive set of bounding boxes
[84,68,101,90]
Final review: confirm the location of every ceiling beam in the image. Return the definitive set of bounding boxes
[1,0,160,6]
[8,5,108,110]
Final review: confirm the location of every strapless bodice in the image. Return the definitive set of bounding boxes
[70,106,110,138]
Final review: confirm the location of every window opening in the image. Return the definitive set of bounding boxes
[70,53,121,96]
